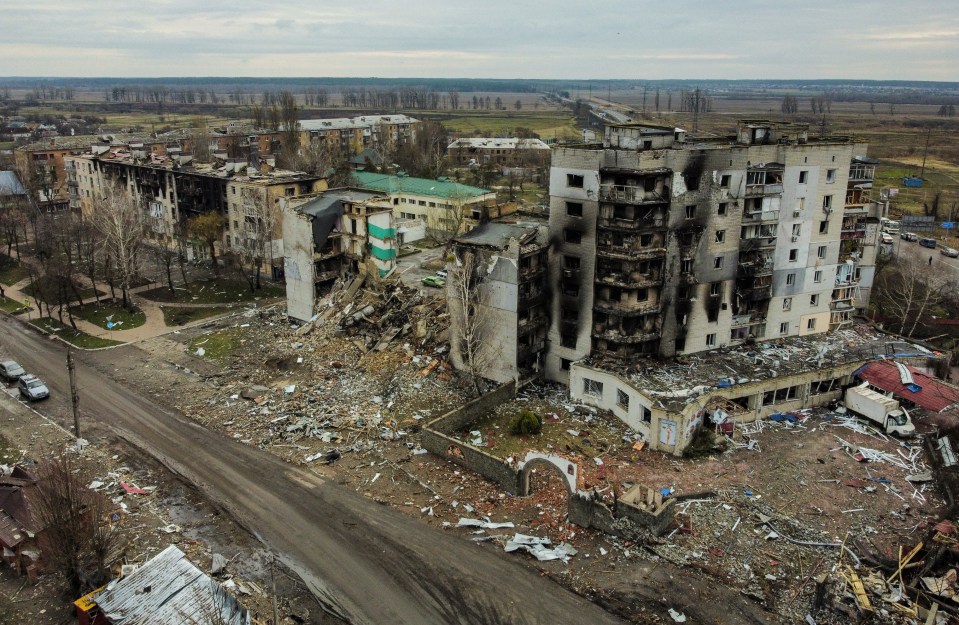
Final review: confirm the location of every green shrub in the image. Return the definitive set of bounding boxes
[510,410,542,436]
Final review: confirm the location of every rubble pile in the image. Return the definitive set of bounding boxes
[175,280,470,467]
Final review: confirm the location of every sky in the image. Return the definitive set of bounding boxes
[3,0,958,81]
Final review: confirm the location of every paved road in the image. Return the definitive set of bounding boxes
[0,317,626,625]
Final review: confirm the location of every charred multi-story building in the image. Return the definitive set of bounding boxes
[545,120,884,383]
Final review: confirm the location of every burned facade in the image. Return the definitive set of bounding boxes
[546,120,884,383]
[448,222,549,383]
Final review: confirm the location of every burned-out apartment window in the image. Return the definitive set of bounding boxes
[566,202,583,216]
[637,288,649,301]
[640,233,653,246]
[720,174,731,188]
[561,333,577,348]
[685,205,696,219]
[681,259,693,274]
[642,406,652,423]
[710,282,721,297]
[799,170,808,184]
[583,378,603,397]
[822,195,833,210]
[562,283,579,297]
[564,229,582,244]
[819,220,829,234]
[713,256,723,269]
[718,202,728,216]
[563,255,581,269]
[643,140,653,150]
[715,229,725,243]
[789,249,798,262]
[616,389,630,409]
[561,307,578,321]
[644,177,656,192]
[561,358,572,371]
[706,333,717,347]
[567,174,584,188]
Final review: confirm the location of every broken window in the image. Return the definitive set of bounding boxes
[567,174,584,188]
[713,256,723,269]
[562,284,579,296]
[640,233,653,247]
[561,358,572,371]
[643,177,656,192]
[822,195,833,210]
[814,270,823,283]
[811,294,819,306]
[566,201,583,216]
[826,169,836,183]
[710,282,721,297]
[819,220,829,234]
[563,255,581,269]
[681,259,693,274]
[616,389,629,409]
[685,205,696,219]
[561,333,577,348]
[561,307,578,321]
[564,229,582,244]
[718,202,728,216]
[642,406,652,423]
[783,297,792,311]
[807,318,816,330]
[792,223,801,237]
[817,245,827,259]
[786,273,796,286]
[706,333,717,347]
[720,174,731,188]
[789,249,798,262]
[637,288,649,301]
[583,378,603,397]
[799,171,808,184]
[715,229,726,243]
[780,322,789,335]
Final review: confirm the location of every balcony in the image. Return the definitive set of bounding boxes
[593,299,660,317]
[736,285,772,302]
[519,290,547,308]
[744,183,784,197]
[596,272,662,289]
[742,209,780,224]
[840,227,866,240]
[731,313,767,328]
[739,237,777,252]
[519,263,547,280]
[517,340,546,362]
[596,245,667,261]
[518,313,548,333]
[597,216,666,232]
[598,184,667,205]
[737,259,774,277]
[592,329,661,344]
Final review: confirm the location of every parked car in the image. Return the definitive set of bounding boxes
[17,374,49,401]
[941,247,959,258]
[900,232,919,242]
[0,360,25,382]
[421,276,446,288]
[920,237,937,249]
[435,270,448,279]
[880,233,894,244]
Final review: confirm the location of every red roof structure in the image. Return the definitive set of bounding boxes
[856,361,959,413]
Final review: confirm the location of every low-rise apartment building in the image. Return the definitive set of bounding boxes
[447,137,551,168]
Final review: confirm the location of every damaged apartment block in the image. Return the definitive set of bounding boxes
[545,120,887,454]
[448,222,550,384]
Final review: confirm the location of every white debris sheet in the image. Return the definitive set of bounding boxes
[456,517,515,529]
[504,533,578,562]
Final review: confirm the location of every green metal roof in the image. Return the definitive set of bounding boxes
[353,171,492,200]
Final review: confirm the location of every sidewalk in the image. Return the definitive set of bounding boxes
[4,276,279,346]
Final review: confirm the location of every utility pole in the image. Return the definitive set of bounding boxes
[67,349,80,438]
[271,554,279,625]
[920,128,932,180]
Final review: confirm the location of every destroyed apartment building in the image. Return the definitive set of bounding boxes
[282,188,398,322]
[521,119,892,453]
[448,222,549,383]
[65,147,326,271]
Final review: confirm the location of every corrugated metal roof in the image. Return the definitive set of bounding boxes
[353,171,491,200]
[0,171,26,196]
[857,361,959,413]
[94,545,249,625]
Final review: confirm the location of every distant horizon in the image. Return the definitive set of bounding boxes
[5,1,957,82]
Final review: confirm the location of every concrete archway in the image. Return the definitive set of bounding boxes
[517,453,579,497]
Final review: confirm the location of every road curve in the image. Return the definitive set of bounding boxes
[0,318,625,625]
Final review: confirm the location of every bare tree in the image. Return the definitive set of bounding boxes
[874,256,955,337]
[92,183,143,309]
[191,117,213,163]
[424,193,470,246]
[277,91,300,169]
[187,212,226,277]
[233,187,279,292]
[447,249,494,396]
[33,455,126,596]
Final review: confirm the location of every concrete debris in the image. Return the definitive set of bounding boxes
[668,608,687,623]
[504,533,577,563]
[456,517,515,529]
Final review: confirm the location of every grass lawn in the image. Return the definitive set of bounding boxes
[28,318,125,349]
[0,295,28,314]
[0,255,29,286]
[21,280,105,305]
[188,327,246,360]
[70,300,146,331]
[439,111,579,140]
[162,305,233,327]
[140,278,284,304]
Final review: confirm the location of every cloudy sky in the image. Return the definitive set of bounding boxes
[4,0,958,80]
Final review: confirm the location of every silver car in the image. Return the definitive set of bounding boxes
[0,360,25,382]
[17,374,49,401]
[941,247,959,258]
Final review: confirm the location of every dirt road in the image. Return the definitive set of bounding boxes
[0,317,627,625]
